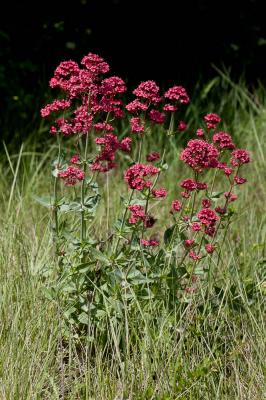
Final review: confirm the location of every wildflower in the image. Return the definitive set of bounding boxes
[205,226,216,237]
[128,205,146,224]
[130,117,145,133]
[146,152,160,162]
[224,192,238,202]
[215,206,226,215]
[81,52,110,75]
[58,166,85,186]
[94,122,114,132]
[189,251,201,261]
[120,137,132,152]
[213,132,235,150]
[191,222,201,231]
[70,154,80,164]
[184,239,195,247]
[164,86,190,104]
[148,109,165,124]
[181,191,190,199]
[196,128,204,137]
[234,176,247,184]
[180,139,219,172]
[152,188,167,198]
[205,243,215,253]
[202,198,211,208]
[133,80,161,103]
[171,200,182,212]
[178,120,187,131]
[204,113,221,129]
[140,239,160,247]
[100,76,127,95]
[163,104,177,112]
[197,208,219,226]
[231,149,250,166]
[196,182,208,190]
[40,99,71,118]
[180,179,197,191]
[50,126,57,135]
[126,99,148,114]
[124,164,160,190]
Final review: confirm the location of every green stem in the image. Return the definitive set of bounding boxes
[53,135,61,240]
[81,132,89,241]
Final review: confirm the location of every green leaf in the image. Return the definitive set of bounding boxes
[89,247,110,265]
[32,195,54,208]
[164,225,176,246]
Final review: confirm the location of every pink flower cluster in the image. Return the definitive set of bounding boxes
[180,139,219,172]
[204,113,221,129]
[124,164,159,190]
[41,52,127,141]
[92,133,132,172]
[58,166,85,186]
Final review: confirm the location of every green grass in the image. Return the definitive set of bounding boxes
[0,76,265,399]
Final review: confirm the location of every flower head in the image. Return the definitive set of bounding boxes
[180,139,219,172]
[124,164,160,190]
[58,166,85,186]
[204,113,221,129]
[231,149,250,166]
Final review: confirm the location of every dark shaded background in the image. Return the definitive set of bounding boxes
[0,0,265,142]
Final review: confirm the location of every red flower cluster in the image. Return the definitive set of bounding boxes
[58,166,85,186]
[213,132,235,150]
[41,52,127,143]
[92,133,131,172]
[204,113,221,129]
[152,188,167,198]
[148,109,165,124]
[164,86,189,104]
[180,139,219,172]
[171,200,182,212]
[231,149,250,166]
[197,208,219,226]
[133,81,161,104]
[124,164,160,190]
[130,117,145,133]
[128,205,146,224]
[146,152,160,162]
[140,238,159,247]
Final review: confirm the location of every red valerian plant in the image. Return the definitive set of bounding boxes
[39,52,250,331]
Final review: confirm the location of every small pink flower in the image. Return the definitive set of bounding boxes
[172,200,182,212]
[140,238,160,247]
[202,198,211,208]
[178,120,187,131]
[120,137,132,152]
[191,222,201,231]
[224,192,238,202]
[198,208,219,226]
[181,191,190,199]
[234,176,247,184]
[126,99,148,114]
[163,104,177,112]
[124,164,160,191]
[196,128,204,137]
[58,166,85,186]
[215,207,226,215]
[70,154,80,164]
[180,139,219,171]
[189,251,201,261]
[164,86,190,104]
[184,239,195,247]
[148,109,165,124]
[204,113,221,129]
[128,205,146,224]
[213,131,235,150]
[231,149,250,166]
[205,243,215,254]
[146,152,160,162]
[152,188,167,198]
[180,179,197,191]
[130,117,145,133]
[133,80,161,104]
